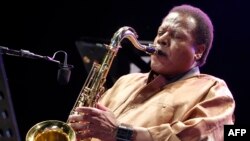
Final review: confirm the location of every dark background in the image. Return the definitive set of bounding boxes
[0,0,249,140]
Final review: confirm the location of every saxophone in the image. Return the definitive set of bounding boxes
[25,26,158,141]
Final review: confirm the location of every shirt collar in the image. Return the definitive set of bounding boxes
[147,67,200,84]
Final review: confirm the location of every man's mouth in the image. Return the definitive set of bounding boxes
[148,44,167,56]
[157,50,167,56]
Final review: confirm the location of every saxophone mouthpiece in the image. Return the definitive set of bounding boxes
[145,44,159,55]
[145,46,158,55]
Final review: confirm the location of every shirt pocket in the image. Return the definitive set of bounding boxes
[142,102,174,126]
[118,102,174,127]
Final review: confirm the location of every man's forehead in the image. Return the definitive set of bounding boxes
[164,12,180,21]
[161,12,197,29]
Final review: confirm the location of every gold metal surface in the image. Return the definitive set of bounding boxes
[25,26,157,141]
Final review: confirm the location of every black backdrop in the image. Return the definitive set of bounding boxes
[0,0,249,140]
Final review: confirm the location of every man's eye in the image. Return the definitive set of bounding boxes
[157,31,164,36]
[172,32,184,39]
[174,33,181,38]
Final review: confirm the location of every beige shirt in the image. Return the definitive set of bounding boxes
[98,67,235,141]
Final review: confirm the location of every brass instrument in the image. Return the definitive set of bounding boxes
[25,26,158,141]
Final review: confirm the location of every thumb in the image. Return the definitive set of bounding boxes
[96,103,110,111]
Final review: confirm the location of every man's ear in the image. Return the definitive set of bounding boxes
[194,44,205,60]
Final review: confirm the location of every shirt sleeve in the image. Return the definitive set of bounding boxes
[147,80,235,141]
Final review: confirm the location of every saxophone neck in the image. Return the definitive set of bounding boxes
[110,26,136,47]
[109,26,158,55]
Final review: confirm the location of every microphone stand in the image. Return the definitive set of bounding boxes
[0,46,74,85]
[0,46,61,65]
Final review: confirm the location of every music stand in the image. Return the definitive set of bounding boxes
[0,54,21,141]
[75,39,152,88]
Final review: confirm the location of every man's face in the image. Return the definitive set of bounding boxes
[151,12,199,77]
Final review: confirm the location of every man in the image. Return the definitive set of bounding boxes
[68,4,235,141]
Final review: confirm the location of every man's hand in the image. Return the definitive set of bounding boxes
[68,103,118,141]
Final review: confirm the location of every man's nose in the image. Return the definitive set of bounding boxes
[157,33,170,47]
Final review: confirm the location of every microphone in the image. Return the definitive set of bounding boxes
[53,51,73,85]
[0,46,73,85]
